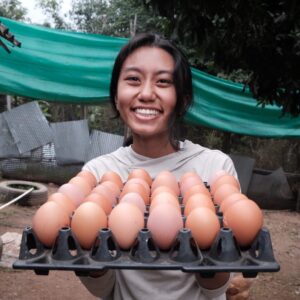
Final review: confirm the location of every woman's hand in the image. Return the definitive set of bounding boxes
[195,272,231,290]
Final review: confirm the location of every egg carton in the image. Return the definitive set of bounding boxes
[13,225,280,278]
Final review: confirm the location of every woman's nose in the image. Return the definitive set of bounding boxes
[138,81,155,101]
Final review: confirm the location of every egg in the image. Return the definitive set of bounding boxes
[32,201,70,248]
[223,199,263,247]
[127,168,152,186]
[210,174,240,195]
[100,180,121,199]
[213,183,240,206]
[76,170,97,188]
[124,178,151,195]
[58,183,85,208]
[71,202,107,249]
[108,202,144,249]
[151,171,180,196]
[182,184,211,205]
[184,193,215,216]
[180,173,205,197]
[69,176,92,196]
[47,192,76,217]
[120,182,150,205]
[147,203,183,250]
[83,192,113,215]
[92,184,117,206]
[185,206,220,249]
[150,185,177,200]
[180,171,202,185]
[150,191,181,213]
[219,192,248,213]
[119,192,146,213]
[100,171,123,190]
[208,170,229,187]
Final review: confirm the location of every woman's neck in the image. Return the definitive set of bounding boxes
[131,135,177,158]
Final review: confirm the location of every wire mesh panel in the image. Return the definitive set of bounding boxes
[87,130,123,161]
[3,102,53,154]
[51,120,90,165]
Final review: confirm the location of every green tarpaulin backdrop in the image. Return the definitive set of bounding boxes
[0,17,299,138]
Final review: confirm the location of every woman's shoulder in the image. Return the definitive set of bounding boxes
[181,140,229,159]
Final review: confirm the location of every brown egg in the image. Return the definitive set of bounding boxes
[47,192,76,217]
[119,192,146,214]
[185,206,220,250]
[151,171,180,196]
[76,170,97,188]
[208,170,229,187]
[58,183,85,208]
[108,202,144,249]
[147,203,183,250]
[184,193,215,216]
[124,178,151,195]
[219,192,248,213]
[120,182,150,205]
[32,201,70,248]
[100,180,121,199]
[180,173,205,197]
[213,183,240,206]
[183,184,211,205]
[150,185,177,200]
[69,176,92,196]
[150,191,181,213]
[210,174,240,195]
[100,171,123,190]
[223,199,263,247]
[92,184,117,206]
[83,192,113,215]
[71,202,107,249]
[127,168,152,186]
[180,171,202,185]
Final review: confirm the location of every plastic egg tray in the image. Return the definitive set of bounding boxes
[13,224,280,278]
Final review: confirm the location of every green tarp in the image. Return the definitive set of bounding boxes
[0,17,299,138]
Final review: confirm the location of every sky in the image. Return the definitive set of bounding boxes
[19,0,72,24]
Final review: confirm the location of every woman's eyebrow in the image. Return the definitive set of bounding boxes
[122,67,173,75]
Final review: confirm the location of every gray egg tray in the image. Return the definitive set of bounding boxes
[13,225,280,278]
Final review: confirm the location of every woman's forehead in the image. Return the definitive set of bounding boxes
[121,46,175,73]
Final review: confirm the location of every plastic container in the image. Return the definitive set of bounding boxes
[13,224,280,278]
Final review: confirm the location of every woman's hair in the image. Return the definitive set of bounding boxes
[109,33,193,149]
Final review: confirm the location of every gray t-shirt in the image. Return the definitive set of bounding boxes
[80,140,237,300]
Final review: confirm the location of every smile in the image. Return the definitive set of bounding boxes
[134,108,160,116]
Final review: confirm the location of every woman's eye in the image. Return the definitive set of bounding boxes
[126,76,139,82]
[157,79,173,85]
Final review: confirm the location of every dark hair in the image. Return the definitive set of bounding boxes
[110,33,193,149]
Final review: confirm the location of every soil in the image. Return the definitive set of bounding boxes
[0,182,299,300]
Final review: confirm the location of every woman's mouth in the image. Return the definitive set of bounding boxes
[133,108,161,117]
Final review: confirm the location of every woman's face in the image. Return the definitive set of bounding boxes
[116,46,176,141]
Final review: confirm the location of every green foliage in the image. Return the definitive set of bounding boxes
[145,0,300,116]
[69,0,170,36]
[37,0,69,29]
[0,0,27,20]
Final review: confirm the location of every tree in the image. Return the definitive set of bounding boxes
[144,0,300,117]
[69,0,170,37]
[37,0,69,29]
[0,0,27,20]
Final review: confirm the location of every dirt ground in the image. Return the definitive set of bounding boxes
[0,182,299,300]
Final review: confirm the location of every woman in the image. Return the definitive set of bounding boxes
[80,33,237,299]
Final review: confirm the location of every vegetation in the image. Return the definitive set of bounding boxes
[0,0,299,174]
